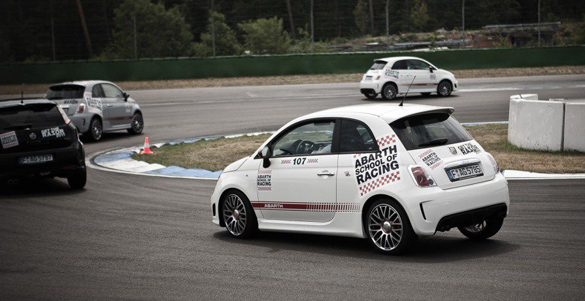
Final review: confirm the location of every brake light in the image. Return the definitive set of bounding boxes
[410,166,437,187]
[486,153,500,173]
[76,103,85,114]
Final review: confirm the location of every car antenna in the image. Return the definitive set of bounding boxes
[399,75,416,107]
[20,83,24,105]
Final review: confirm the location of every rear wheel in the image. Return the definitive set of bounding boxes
[127,112,144,135]
[363,91,377,100]
[366,199,417,255]
[381,83,398,100]
[458,218,504,240]
[87,117,103,141]
[222,191,257,238]
[437,80,453,97]
[67,166,87,189]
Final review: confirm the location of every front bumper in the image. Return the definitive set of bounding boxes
[402,172,510,236]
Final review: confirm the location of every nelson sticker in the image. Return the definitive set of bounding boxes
[354,134,401,196]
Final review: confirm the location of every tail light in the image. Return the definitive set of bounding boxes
[410,166,437,187]
[76,103,85,114]
[486,153,500,173]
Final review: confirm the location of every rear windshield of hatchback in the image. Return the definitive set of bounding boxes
[0,104,65,131]
[46,85,85,100]
[390,113,472,150]
[370,61,387,70]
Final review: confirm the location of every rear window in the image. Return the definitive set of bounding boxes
[370,61,387,70]
[0,104,65,131]
[46,85,85,100]
[390,113,472,150]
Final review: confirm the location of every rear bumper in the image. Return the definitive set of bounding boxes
[70,115,91,134]
[403,172,510,236]
[359,81,382,93]
[0,143,85,180]
[435,203,507,232]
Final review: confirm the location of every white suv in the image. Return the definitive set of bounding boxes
[359,56,459,100]
[210,103,509,255]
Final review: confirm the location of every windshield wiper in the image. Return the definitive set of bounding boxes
[418,138,449,147]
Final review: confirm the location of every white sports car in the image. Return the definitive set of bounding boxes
[211,103,509,254]
[359,56,459,100]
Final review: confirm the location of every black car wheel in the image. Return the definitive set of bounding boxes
[67,165,87,189]
[88,118,103,141]
[381,83,397,100]
[458,218,504,240]
[364,91,378,100]
[127,112,144,135]
[437,80,453,97]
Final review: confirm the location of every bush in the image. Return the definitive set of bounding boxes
[238,17,291,54]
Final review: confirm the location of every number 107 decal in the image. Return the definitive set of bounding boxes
[293,158,306,165]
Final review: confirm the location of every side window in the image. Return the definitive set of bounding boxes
[92,85,105,98]
[392,60,407,70]
[407,60,430,70]
[339,119,378,153]
[101,84,124,99]
[272,120,335,157]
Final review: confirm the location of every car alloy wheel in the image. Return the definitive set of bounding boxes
[368,203,403,251]
[223,193,248,236]
[91,118,103,141]
[382,84,397,100]
[128,113,144,134]
[438,81,452,96]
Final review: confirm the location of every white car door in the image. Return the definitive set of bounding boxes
[101,83,131,128]
[257,120,338,223]
[405,59,436,92]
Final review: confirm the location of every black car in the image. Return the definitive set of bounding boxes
[0,98,86,189]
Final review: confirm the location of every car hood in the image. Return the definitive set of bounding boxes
[223,157,249,173]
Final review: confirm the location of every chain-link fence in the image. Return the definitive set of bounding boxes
[1,0,584,63]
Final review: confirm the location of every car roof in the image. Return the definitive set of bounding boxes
[374,56,432,64]
[49,80,112,88]
[302,103,454,124]
[0,98,55,109]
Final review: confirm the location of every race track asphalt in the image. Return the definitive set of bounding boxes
[1,75,584,300]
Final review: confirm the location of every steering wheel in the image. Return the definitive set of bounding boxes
[295,140,316,154]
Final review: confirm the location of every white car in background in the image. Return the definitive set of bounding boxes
[359,56,459,100]
[45,80,144,141]
[211,103,509,255]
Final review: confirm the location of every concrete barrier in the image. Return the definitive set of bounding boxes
[508,94,585,152]
[564,102,585,152]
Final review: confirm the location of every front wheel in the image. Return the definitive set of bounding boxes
[458,218,504,240]
[381,83,398,100]
[127,112,144,135]
[366,199,417,255]
[222,191,257,238]
[437,80,453,97]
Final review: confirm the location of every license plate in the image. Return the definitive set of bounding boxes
[20,154,53,164]
[365,76,373,81]
[447,164,483,181]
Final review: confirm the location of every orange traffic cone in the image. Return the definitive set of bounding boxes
[140,137,154,155]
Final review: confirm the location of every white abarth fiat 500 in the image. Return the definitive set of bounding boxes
[211,103,509,254]
[359,56,459,100]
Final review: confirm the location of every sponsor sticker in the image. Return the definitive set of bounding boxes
[354,134,401,196]
[458,142,481,155]
[41,127,66,139]
[0,131,19,149]
[257,170,272,191]
[419,149,442,170]
[385,69,399,78]
[449,147,457,155]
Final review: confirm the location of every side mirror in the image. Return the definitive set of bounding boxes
[429,66,434,73]
[261,146,272,168]
[123,92,129,101]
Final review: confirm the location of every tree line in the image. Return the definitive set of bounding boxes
[1,0,583,62]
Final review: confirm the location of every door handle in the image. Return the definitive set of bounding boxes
[317,171,335,177]
[106,104,114,107]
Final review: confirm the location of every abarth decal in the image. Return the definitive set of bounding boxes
[257,170,272,191]
[355,134,400,196]
[253,202,360,213]
[0,131,19,149]
[419,149,442,170]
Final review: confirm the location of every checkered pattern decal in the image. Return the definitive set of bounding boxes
[280,159,292,164]
[376,134,397,148]
[307,158,319,164]
[358,171,401,196]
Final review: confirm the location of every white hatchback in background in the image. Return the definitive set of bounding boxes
[211,103,509,255]
[359,56,459,100]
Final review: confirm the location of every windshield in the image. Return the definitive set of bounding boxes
[370,61,387,70]
[390,113,472,150]
[0,104,65,131]
[46,85,85,100]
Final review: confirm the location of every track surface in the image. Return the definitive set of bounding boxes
[1,75,584,300]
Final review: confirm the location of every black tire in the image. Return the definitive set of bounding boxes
[363,91,378,100]
[420,92,431,96]
[127,112,144,135]
[67,166,87,190]
[381,83,398,100]
[458,218,504,240]
[221,190,258,238]
[87,117,103,141]
[437,80,453,97]
[365,199,418,255]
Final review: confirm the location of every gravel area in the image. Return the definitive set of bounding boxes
[2,65,584,95]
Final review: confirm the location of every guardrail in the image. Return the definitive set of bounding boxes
[1,46,584,85]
